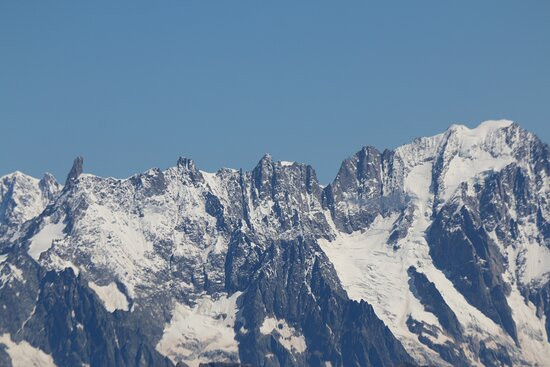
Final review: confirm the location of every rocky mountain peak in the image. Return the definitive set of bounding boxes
[259,152,273,163]
[39,173,61,201]
[176,156,203,183]
[250,153,320,201]
[65,156,83,186]
[0,171,62,245]
[176,156,195,169]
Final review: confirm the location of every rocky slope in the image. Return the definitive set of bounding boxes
[0,119,549,366]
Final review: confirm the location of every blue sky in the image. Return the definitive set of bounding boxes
[1,1,549,183]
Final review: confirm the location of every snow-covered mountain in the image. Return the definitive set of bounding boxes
[0,120,548,366]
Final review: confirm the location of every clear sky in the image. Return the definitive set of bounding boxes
[1,1,549,183]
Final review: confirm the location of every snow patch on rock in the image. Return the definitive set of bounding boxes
[279,161,295,167]
[506,287,550,365]
[0,333,56,367]
[28,218,65,261]
[0,262,25,288]
[156,292,242,367]
[88,281,129,312]
[259,317,307,353]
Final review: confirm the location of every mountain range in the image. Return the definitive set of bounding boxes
[1,120,549,366]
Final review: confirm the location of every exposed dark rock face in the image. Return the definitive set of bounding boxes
[479,340,512,367]
[177,157,205,184]
[229,237,413,367]
[407,266,462,340]
[525,280,550,343]
[428,203,518,342]
[406,267,470,366]
[0,346,12,367]
[65,156,84,186]
[322,147,396,233]
[0,248,172,367]
[26,269,172,367]
[406,316,471,367]
[427,148,549,347]
[247,154,330,239]
[4,264,173,367]
[0,252,42,336]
